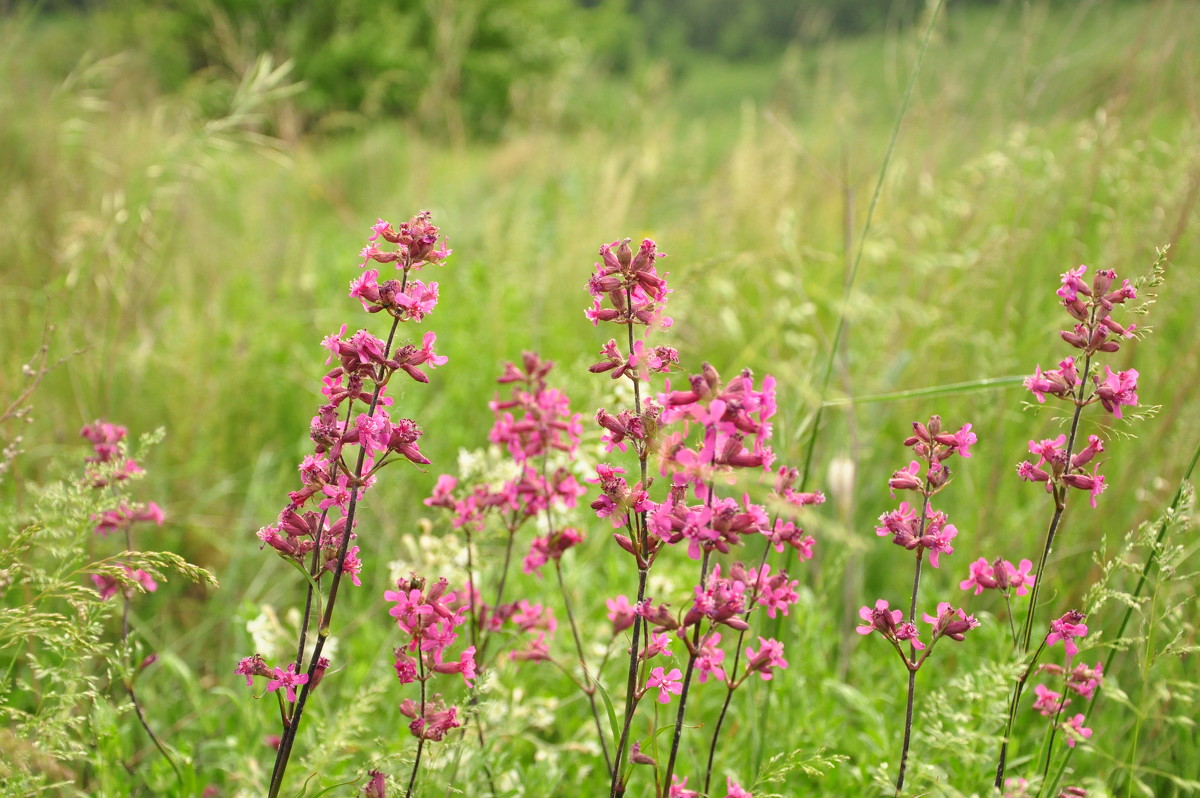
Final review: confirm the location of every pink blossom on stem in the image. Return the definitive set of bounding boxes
[921,602,979,642]
[1032,684,1068,716]
[1046,610,1088,659]
[695,632,727,684]
[647,666,683,704]
[724,777,754,798]
[1063,713,1093,748]
[959,558,997,594]
[744,636,788,680]
[235,654,270,686]
[266,663,309,703]
[668,775,698,798]
[606,595,636,634]
[1093,365,1139,419]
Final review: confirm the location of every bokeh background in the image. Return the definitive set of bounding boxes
[2,0,1199,793]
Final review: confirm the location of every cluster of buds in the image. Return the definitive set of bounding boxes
[352,212,452,321]
[585,238,673,329]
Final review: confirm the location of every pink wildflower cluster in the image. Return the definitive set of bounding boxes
[426,353,585,570]
[1025,611,1098,753]
[861,417,979,654]
[352,212,452,320]
[81,421,163,601]
[81,420,144,486]
[384,574,477,740]
[1019,265,1142,506]
[237,213,450,751]
[586,237,673,329]
[475,596,557,663]
[584,235,821,797]
[235,654,328,704]
[959,557,1036,596]
[859,420,980,664]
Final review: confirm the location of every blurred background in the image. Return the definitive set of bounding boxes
[2,0,1199,791]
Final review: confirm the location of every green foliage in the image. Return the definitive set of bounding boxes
[96,0,591,138]
[0,434,216,794]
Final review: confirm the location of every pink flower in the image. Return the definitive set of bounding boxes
[1094,365,1138,418]
[695,632,727,684]
[606,595,636,634]
[959,558,997,594]
[363,770,387,798]
[744,637,788,680]
[1063,713,1093,748]
[1046,610,1088,659]
[266,663,309,703]
[647,666,683,704]
[235,654,269,686]
[887,461,922,495]
[639,632,673,661]
[724,777,753,798]
[1032,684,1068,716]
[431,645,477,687]
[1000,558,1036,595]
[856,599,925,650]
[921,602,979,642]
[668,775,699,798]
[952,423,977,457]
[1057,265,1090,302]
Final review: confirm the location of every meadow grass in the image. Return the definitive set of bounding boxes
[2,1,1199,795]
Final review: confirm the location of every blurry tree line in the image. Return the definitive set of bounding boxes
[9,0,1140,137]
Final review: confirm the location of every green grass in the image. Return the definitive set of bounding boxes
[2,0,1200,795]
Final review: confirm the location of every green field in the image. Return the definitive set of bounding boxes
[2,1,1199,795]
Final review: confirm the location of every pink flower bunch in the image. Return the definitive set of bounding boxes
[855,598,926,651]
[1019,265,1142,505]
[240,214,452,796]
[80,421,163,602]
[859,418,979,793]
[1045,609,1089,660]
[426,353,585,549]
[1017,432,1108,507]
[386,575,478,690]
[582,234,823,798]
[1038,660,1104,700]
[92,564,157,601]
[352,212,451,320]
[585,237,673,329]
[81,419,144,486]
[467,596,557,663]
[255,214,449,579]
[398,695,462,741]
[522,526,585,577]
